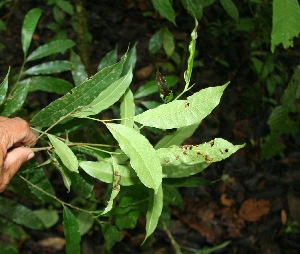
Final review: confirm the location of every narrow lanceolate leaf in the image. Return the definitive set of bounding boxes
[26,39,76,62]
[151,0,176,25]
[120,89,135,128]
[1,82,29,117]
[24,61,72,75]
[102,156,121,215]
[143,185,163,243]
[79,160,139,186]
[53,157,72,191]
[134,83,229,129]
[271,0,300,52]
[31,54,127,127]
[184,18,198,86]
[154,123,199,149]
[74,66,133,117]
[63,206,81,254]
[157,138,245,166]
[21,8,42,55]
[106,123,162,192]
[0,67,9,106]
[47,134,79,173]
[25,76,73,94]
[70,51,88,86]
[220,0,239,22]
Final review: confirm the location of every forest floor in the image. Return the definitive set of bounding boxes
[1,1,300,254]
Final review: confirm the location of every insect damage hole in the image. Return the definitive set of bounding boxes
[185,102,190,108]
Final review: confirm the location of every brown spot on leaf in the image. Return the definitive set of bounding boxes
[204,154,214,163]
[185,102,190,108]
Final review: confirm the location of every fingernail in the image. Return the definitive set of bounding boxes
[27,152,35,161]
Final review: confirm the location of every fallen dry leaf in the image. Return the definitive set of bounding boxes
[239,199,271,222]
[38,237,65,250]
[221,193,234,207]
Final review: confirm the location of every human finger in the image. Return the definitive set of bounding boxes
[0,146,34,192]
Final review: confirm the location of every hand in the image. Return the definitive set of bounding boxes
[0,117,36,192]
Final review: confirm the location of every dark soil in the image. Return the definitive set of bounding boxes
[1,1,300,253]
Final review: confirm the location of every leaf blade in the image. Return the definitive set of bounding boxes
[120,88,135,127]
[1,82,29,117]
[143,185,163,243]
[21,8,42,55]
[26,39,76,62]
[63,206,81,254]
[0,67,9,106]
[47,134,79,173]
[24,60,72,75]
[134,83,229,129]
[31,54,127,127]
[74,66,133,117]
[106,123,162,192]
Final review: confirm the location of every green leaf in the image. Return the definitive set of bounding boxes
[102,224,122,250]
[184,18,198,86]
[57,0,74,15]
[24,76,73,94]
[98,47,118,71]
[106,123,162,192]
[120,89,135,127]
[157,138,245,166]
[24,60,72,75]
[76,212,94,235]
[149,29,164,55]
[155,123,199,149]
[63,206,81,254]
[31,54,127,127]
[134,76,178,99]
[23,167,56,204]
[162,27,175,57]
[21,8,42,55]
[151,0,176,25]
[0,82,29,116]
[220,0,239,21]
[0,197,45,230]
[0,67,9,106]
[163,163,209,178]
[121,43,137,76]
[181,0,203,20]
[79,161,139,186]
[74,66,133,117]
[143,185,163,243]
[48,134,79,172]
[0,242,18,254]
[271,0,300,52]
[54,158,72,191]
[34,209,59,228]
[70,51,88,86]
[26,39,75,61]
[134,83,229,129]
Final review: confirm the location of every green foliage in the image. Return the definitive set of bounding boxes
[271,0,300,52]
[1,3,271,253]
[262,65,300,159]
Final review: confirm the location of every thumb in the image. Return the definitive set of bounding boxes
[4,147,34,177]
